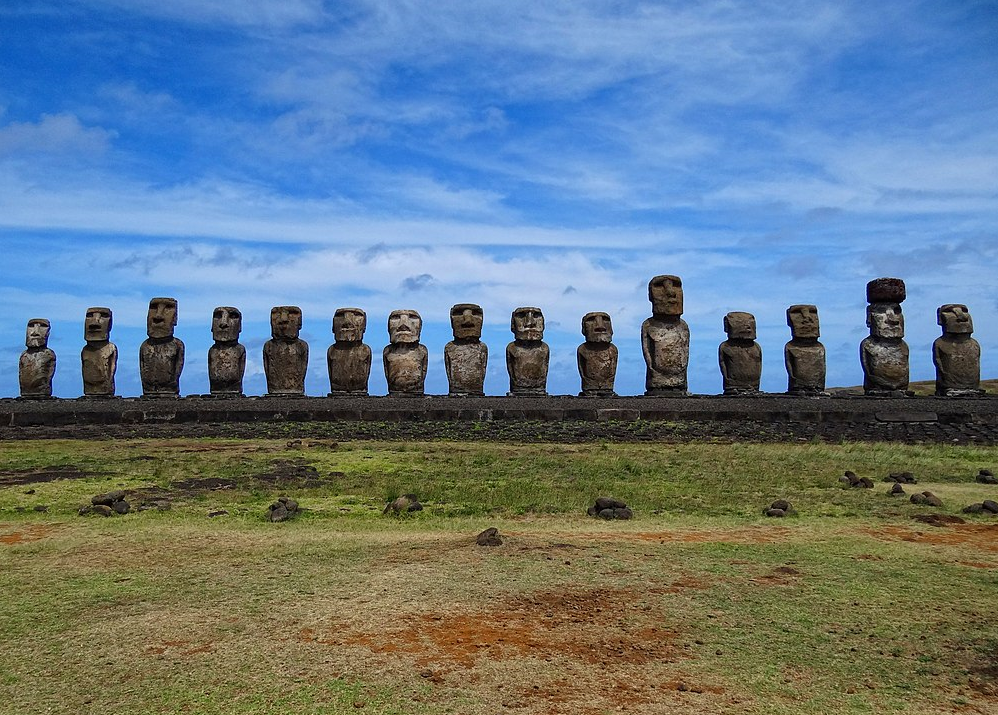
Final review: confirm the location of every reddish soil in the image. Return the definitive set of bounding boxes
[0,465,94,486]
[861,524,998,552]
[0,523,58,545]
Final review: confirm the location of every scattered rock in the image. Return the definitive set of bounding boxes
[268,496,300,522]
[909,493,926,505]
[765,499,793,516]
[962,503,985,514]
[24,489,35,495]
[90,504,114,517]
[886,472,917,484]
[207,509,228,517]
[983,500,998,514]
[33,505,48,512]
[91,490,126,506]
[889,483,905,496]
[476,527,503,546]
[842,472,874,488]
[841,470,857,485]
[111,500,131,515]
[383,494,423,514]
[588,497,632,520]
[977,470,998,485]
[911,491,942,507]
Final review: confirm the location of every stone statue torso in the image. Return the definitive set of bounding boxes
[933,336,980,394]
[861,337,909,393]
[140,338,184,396]
[383,343,428,395]
[719,340,762,393]
[209,342,246,395]
[264,339,308,394]
[784,340,825,394]
[444,341,487,396]
[19,348,56,397]
[327,343,372,394]
[506,341,549,395]
[81,341,117,396]
[641,317,690,391]
[577,343,618,395]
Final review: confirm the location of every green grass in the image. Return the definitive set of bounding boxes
[1,438,997,714]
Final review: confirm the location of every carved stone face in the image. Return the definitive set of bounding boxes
[648,275,683,316]
[85,307,112,342]
[147,297,178,339]
[724,311,756,340]
[867,304,904,339]
[450,304,484,340]
[582,312,613,343]
[388,309,422,344]
[333,308,367,342]
[212,306,242,342]
[25,318,50,348]
[511,307,544,341]
[938,303,973,335]
[787,304,819,339]
[271,306,302,339]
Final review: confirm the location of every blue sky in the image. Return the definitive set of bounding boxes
[1,0,996,397]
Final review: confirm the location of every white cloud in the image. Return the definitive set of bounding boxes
[0,114,114,157]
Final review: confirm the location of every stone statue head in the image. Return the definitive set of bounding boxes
[724,311,756,340]
[388,309,422,344]
[511,307,544,341]
[450,303,484,340]
[212,306,242,342]
[333,307,367,342]
[147,297,178,339]
[581,311,613,343]
[648,274,684,316]
[786,304,819,339]
[271,306,302,340]
[25,318,50,348]
[938,303,973,335]
[84,307,112,343]
[867,303,904,339]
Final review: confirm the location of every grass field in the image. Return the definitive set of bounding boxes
[1,438,997,714]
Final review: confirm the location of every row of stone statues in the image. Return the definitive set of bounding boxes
[16,276,984,399]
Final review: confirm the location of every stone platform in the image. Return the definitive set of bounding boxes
[1,394,996,444]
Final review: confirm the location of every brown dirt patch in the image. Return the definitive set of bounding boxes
[0,464,95,486]
[128,458,335,501]
[0,523,59,545]
[302,587,683,670]
[860,524,998,552]
[604,527,792,545]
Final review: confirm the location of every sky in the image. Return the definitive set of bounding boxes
[1,0,996,398]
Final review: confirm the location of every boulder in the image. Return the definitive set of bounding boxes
[962,503,984,514]
[771,499,792,512]
[91,490,126,506]
[982,500,998,514]
[613,507,633,520]
[766,508,786,517]
[476,527,503,546]
[111,500,131,515]
[890,483,905,496]
[384,494,423,514]
[595,496,628,511]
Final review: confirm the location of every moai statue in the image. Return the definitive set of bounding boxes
[506,307,549,396]
[327,308,372,396]
[19,318,56,398]
[577,311,618,397]
[383,309,428,396]
[263,306,308,396]
[641,274,690,395]
[784,304,826,395]
[860,278,909,396]
[208,306,245,396]
[719,311,762,395]
[81,307,117,397]
[139,297,184,397]
[933,304,983,396]
[444,304,487,396]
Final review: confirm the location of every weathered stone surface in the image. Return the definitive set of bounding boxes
[861,278,909,396]
[264,306,308,396]
[383,493,423,514]
[909,493,926,505]
[613,507,633,520]
[784,304,826,395]
[982,499,998,514]
[577,312,618,397]
[976,470,998,485]
[766,508,786,517]
[933,304,983,396]
[111,500,131,514]
[506,307,549,396]
[81,307,117,397]
[719,312,761,395]
[476,527,503,546]
[207,306,245,396]
[384,310,428,396]
[327,308,372,396]
[887,471,918,484]
[890,483,905,496]
[963,503,985,514]
[595,497,628,511]
[642,275,690,395]
[770,499,792,512]
[90,504,114,517]
[19,318,55,398]
[140,297,184,397]
[444,304,487,396]
[268,496,299,522]
[92,490,126,505]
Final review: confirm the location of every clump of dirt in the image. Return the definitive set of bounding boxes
[0,465,95,486]
[128,458,332,502]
